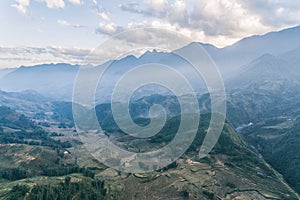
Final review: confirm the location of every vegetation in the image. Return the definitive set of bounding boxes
[0,106,35,130]
[243,118,300,193]
[7,177,106,200]
[0,168,28,181]
[228,80,300,194]
[0,129,71,148]
[7,184,30,200]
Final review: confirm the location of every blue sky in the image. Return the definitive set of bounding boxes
[1,0,300,68]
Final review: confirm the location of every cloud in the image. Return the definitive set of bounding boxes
[0,46,91,68]
[167,0,188,27]
[119,0,252,46]
[119,3,141,13]
[68,0,82,5]
[0,33,185,68]
[12,0,84,12]
[187,0,268,37]
[57,19,86,29]
[91,0,110,21]
[11,0,30,14]
[57,19,70,26]
[119,1,166,16]
[145,0,168,13]
[9,0,300,53]
[95,22,124,35]
[118,0,300,47]
[238,0,300,27]
[47,46,90,59]
[97,10,110,20]
[73,24,87,28]
[38,0,65,9]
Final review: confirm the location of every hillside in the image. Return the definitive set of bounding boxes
[242,113,300,194]
[224,45,300,194]
[0,110,298,199]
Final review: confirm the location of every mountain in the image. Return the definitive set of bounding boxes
[227,54,292,89]
[0,53,207,101]
[219,26,300,74]
[280,46,300,72]
[177,26,300,78]
[225,42,300,90]
[0,26,299,101]
[226,26,300,59]
[223,44,300,124]
[0,63,79,100]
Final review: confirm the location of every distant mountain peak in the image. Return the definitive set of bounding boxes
[19,62,77,69]
[228,25,300,50]
[137,49,170,61]
[140,49,161,57]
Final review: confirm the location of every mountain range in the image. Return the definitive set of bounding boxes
[0,25,300,101]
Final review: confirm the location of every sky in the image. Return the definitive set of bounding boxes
[1,0,300,68]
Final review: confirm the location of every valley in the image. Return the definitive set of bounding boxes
[0,106,298,199]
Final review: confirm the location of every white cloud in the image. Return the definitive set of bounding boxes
[167,0,188,27]
[9,0,300,50]
[73,24,86,28]
[133,20,241,47]
[145,0,168,13]
[57,19,86,28]
[11,0,30,14]
[68,0,82,5]
[96,22,124,35]
[117,0,271,46]
[119,0,300,47]
[191,1,268,35]
[239,0,300,27]
[12,0,84,12]
[97,10,110,20]
[43,0,65,8]
[0,46,91,68]
[91,0,110,21]
[119,3,141,13]
[57,19,70,26]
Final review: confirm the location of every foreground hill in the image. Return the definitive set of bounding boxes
[0,109,298,199]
